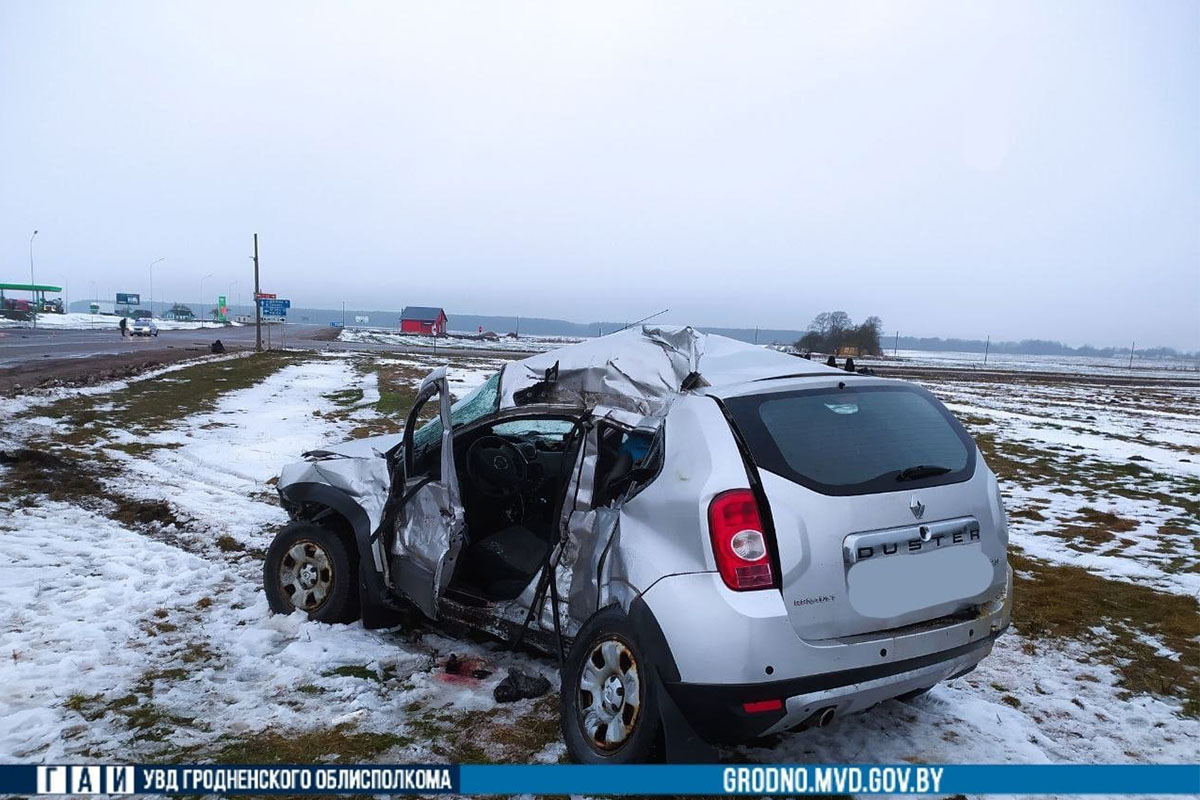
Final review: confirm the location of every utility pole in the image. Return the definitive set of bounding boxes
[754,326,759,345]
[983,335,991,366]
[253,233,262,352]
[1129,341,1135,370]
[29,230,38,328]
[341,301,345,329]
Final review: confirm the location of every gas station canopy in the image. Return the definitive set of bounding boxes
[0,283,63,293]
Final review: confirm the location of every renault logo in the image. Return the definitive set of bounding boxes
[910,496,926,520]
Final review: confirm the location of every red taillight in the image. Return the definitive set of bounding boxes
[743,698,784,714]
[708,489,777,591]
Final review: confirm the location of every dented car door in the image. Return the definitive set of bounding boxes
[389,367,466,618]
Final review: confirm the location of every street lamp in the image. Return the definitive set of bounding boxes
[200,273,214,322]
[29,230,38,328]
[148,258,165,318]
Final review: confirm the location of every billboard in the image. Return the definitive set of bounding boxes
[116,292,140,305]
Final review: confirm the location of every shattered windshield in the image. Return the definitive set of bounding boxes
[410,371,501,454]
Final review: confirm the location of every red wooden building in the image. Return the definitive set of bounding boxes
[399,306,447,336]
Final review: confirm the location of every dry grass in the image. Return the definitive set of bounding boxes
[1010,551,1199,716]
[211,725,411,764]
[0,448,191,533]
[971,431,1061,486]
[16,351,304,447]
[404,694,562,764]
[1055,507,1140,550]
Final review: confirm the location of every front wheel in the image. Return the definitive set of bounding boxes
[560,606,662,763]
[264,521,359,623]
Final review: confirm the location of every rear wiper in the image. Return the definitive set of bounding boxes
[896,464,952,481]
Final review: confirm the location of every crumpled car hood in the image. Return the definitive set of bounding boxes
[276,433,403,536]
[302,432,404,460]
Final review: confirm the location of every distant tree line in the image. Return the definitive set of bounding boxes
[888,336,1192,359]
[789,315,1198,359]
[795,311,884,356]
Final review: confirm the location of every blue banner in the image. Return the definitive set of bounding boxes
[0,763,1194,795]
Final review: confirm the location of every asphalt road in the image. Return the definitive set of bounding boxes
[0,323,533,368]
[0,323,278,367]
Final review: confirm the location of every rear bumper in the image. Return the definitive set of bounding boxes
[637,564,1013,744]
[662,628,1001,743]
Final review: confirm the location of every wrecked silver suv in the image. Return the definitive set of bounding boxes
[264,326,1012,763]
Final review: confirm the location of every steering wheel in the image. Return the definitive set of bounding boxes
[466,435,530,498]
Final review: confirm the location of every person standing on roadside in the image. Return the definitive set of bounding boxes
[118,316,127,337]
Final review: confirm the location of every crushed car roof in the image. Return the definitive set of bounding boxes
[498,325,839,418]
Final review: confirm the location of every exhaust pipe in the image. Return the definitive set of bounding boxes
[799,706,838,730]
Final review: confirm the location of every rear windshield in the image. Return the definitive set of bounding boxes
[723,384,976,496]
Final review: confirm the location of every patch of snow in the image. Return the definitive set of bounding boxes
[0,313,241,331]
[749,636,1198,766]
[338,329,581,353]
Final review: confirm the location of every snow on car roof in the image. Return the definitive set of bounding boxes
[497,325,839,417]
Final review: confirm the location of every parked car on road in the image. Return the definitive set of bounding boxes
[130,318,158,337]
[263,326,1012,763]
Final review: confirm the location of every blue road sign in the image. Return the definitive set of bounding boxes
[258,299,290,316]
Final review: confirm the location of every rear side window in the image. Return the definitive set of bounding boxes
[723,385,976,496]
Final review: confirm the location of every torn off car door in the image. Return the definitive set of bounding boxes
[389,367,466,618]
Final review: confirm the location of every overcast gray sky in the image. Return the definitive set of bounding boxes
[1,1,1196,347]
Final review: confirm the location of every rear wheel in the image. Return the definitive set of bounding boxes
[264,521,359,623]
[561,606,662,763]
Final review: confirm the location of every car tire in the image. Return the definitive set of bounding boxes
[264,521,359,623]
[561,606,662,764]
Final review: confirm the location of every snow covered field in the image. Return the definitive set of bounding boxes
[338,328,581,353]
[875,349,1199,379]
[0,312,239,331]
[0,350,1195,785]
